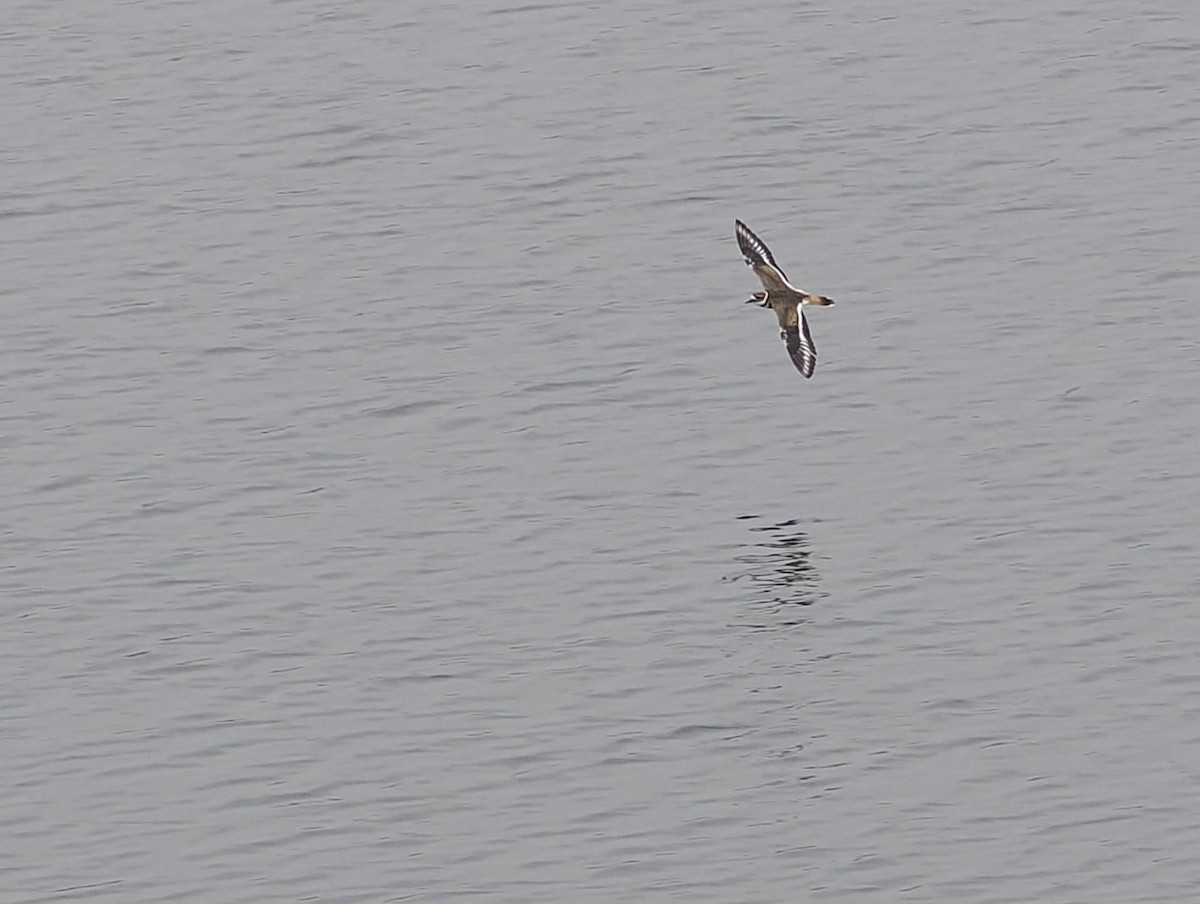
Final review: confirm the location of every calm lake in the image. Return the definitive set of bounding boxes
[4,1,1200,901]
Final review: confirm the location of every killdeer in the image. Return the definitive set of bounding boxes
[735,219,834,378]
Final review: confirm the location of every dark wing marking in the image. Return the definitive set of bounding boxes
[735,219,789,282]
[783,312,817,378]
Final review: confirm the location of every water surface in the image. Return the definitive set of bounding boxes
[4,1,1200,901]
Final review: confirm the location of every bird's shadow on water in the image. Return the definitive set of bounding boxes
[722,514,825,627]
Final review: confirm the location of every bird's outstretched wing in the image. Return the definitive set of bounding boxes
[736,219,791,293]
[783,312,817,378]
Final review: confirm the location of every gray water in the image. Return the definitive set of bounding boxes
[4,1,1200,901]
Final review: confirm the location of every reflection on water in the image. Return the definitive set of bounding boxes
[725,515,823,619]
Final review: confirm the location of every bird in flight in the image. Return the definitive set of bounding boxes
[735,219,834,378]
